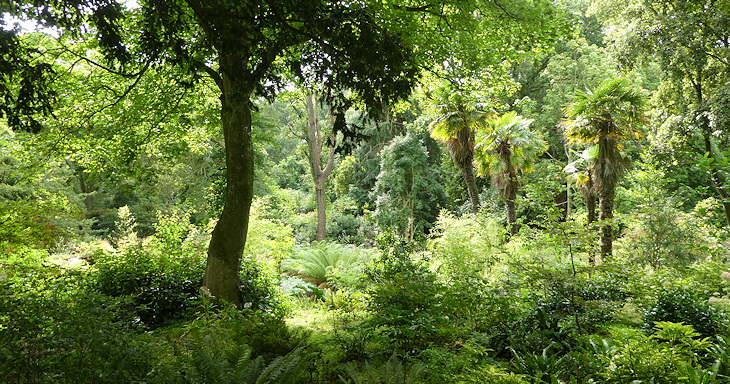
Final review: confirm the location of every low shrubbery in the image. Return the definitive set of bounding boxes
[4,207,730,384]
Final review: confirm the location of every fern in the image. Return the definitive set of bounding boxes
[256,346,304,384]
[184,331,303,384]
[282,241,367,286]
[339,352,425,384]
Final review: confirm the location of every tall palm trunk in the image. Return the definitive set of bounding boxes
[505,187,518,236]
[500,147,519,237]
[450,123,480,212]
[598,183,615,261]
[459,159,481,213]
[596,135,618,262]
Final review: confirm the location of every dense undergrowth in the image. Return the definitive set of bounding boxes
[2,206,730,383]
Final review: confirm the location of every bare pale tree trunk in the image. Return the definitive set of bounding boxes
[305,93,336,241]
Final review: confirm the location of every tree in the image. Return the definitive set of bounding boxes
[561,78,647,260]
[373,133,444,240]
[592,0,730,226]
[474,111,546,237]
[2,0,420,306]
[304,93,337,241]
[2,0,571,305]
[430,85,490,213]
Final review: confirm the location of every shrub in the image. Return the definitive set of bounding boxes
[643,288,725,337]
[428,211,502,278]
[508,345,569,383]
[339,352,426,384]
[149,304,304,383]
[363,234,448,353]
[455,366,528,384]
[603,322,709,384]
[0,253,152,383]
[93,241,205,327]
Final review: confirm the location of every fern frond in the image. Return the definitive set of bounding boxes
[255,346,304,384]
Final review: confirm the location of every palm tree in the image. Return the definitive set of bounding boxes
[474,111,547,237]
[430,92,489,213]
[560,78,647,260]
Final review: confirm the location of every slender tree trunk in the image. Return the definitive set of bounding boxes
[505,196,517,236]
[505,167,520,237]
[203,57,255,307]
[461,161,481,213]
[586,176,596,225]
[598,183,615,262]
[452,117,480,213]
[703,133,730,227]
[305,93,336,241]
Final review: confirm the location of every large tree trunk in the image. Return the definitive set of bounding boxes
[203,58,255,307]
[305,93,336,241]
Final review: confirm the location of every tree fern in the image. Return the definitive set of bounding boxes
[281,241,367,287]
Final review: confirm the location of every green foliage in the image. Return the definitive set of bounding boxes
[618,162,704,268]
[474,111,547,181]
[373,133,445,238]
[339,352,426,384]
[643,288,725,337]
[281,241,370,288]
[0,129,86,248]
[0,251,153,383]
[428,211,502,278]
[245,198,296,266]
[455,365,528,384]
[603,322,710,384]
[280,276,323,299]
[182,337,303,384]
[509,345,569,383]
[364,234,447,352]
[149,301,303,384]
[92,242,205,327]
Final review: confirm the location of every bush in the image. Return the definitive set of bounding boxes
[428,211,502,278]
[339,352,426,384]
[603,322,710,384]
[94,210,285,326]
[643,288,725,337]
[0,252,153,383]
[363,234,448,353]
[93,241,205,327]
[454,366,528,384]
